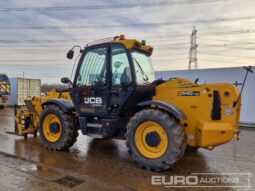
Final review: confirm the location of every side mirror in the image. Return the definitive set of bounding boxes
[67,50,74,59]
[243,65,253,73]
[194,78,199,84]
[61,77,71,84]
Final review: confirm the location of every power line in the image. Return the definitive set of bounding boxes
[0,50,66,54]
[1,44,255,55]
[0,59,61,62]
[200,44,255,50]
[0,0,226,12]
[153,53,188,57]
[199,37,255,44]
[2,52,253,61]
[201,43,255,47]
[199,58,247,65]
[2,16,255,30]
[198,52,255,59]
[1,28,255,45]
[0,36,190,44]
[0,36,189,44]
[201,29,255,36]
[1,42,255,52]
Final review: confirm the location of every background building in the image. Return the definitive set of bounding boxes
[8,78,41,106]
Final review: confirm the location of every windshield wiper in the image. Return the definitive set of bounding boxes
[133,57,149,81]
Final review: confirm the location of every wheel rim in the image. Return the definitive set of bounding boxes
[135,121,168,159]
[42,114,62,142]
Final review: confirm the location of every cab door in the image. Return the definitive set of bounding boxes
[109,44,135,117]
[109,46,157,117]
[71,45,110,117]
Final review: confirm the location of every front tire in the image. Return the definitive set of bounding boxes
[39,105,78,151]
[126,109,186,171]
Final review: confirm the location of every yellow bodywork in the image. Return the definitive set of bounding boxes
[0,80,11,94]
[153,78,241,149]
[15,90,71,136]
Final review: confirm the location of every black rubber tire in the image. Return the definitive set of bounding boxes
[39,105,78,151]
[186,145,199,152]
[126,109,186,171]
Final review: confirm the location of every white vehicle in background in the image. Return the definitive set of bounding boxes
[0,74,11,109]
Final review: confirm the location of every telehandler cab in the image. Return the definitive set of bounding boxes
[16,35,242,171]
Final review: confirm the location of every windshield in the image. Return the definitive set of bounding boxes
[132,51,155,85]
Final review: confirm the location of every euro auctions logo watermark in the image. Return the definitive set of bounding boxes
[151,173,253,189]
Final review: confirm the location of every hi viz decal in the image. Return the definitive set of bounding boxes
[178,91,200,96]
[0,81,11,94]
[84,97,102,106]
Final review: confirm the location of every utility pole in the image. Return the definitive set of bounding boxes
[188,26,198,69]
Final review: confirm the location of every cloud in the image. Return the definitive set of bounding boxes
[0,0,255,83]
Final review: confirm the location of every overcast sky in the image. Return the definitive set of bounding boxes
[1,0,255,83]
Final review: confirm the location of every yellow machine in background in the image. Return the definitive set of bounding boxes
[15,90,71,138]
[0,74,11,109]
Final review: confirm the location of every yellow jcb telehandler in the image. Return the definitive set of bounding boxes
[15,35,250,171]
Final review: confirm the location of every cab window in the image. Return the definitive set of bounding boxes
[111,44,132,86]
[76,47,107,87]
[132,51,155,85]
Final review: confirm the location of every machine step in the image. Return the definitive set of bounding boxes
[86,123,102,128]
[86,134,104,138]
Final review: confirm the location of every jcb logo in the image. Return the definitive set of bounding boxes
[84,97,102,105]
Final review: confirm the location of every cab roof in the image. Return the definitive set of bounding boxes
[112,38,153,56]
[86,35,153,56]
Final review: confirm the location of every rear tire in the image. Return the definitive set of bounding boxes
[39,105,78,151]
[126,109,186,171]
